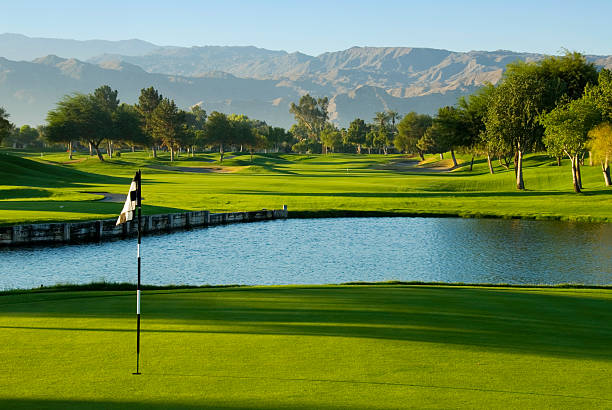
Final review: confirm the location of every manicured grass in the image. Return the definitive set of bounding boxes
[1,285,611,408]
[1,149,612,225]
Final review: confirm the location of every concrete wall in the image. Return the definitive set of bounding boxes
[0,207,288,246]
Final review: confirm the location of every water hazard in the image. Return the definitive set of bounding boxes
[1,217,612,290]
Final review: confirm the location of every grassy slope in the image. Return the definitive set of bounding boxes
[1,150,612,225]
[1,285,611,409]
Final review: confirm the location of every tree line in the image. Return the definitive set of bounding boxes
[0,86,294,163]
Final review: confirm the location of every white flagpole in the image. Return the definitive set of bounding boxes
[133,170,142,375]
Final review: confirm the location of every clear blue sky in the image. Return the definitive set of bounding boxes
[2,0,611,56]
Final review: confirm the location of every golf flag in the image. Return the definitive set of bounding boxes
[116,170,143,375]
[116,172,140,225]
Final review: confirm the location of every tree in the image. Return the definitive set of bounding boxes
[417,124,447,158]
[537,51,598,101]
[136,87,163,158]
[540,97,601,193]
[0,107,13,146]
[320,125,343,153]
[93,85,120,158]
[246,129,268,162]
[229,114,255,155]
[44,111,77,159]
[364,130,376,154]
[46,93,110,161]
[457,84,496,172]
[7,125,41,149]
[345,118,367,154]
[485,63,560,189]
[433,106,470,167]
[396,112,432,159]
[587,69,612,122]
[151,98,185,162]
[267,127,291,152]
[289,94,329,140]
[387,110,400,131]
[588,123,612,186]
[373,111,390,130]
[184,105,207,155]
[373,126,391,155]
[115,104,147,152]
[206,111,233,163]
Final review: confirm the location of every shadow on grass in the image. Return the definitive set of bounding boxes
[0,154,131,188]
[232,189,612,198]
[2,286,612,361]
[0,201,186,218]
[0,399,350,410]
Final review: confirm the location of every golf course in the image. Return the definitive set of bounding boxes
[2,149,612,408]
[1,149,612,226]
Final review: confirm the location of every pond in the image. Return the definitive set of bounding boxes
[1,217,612,290]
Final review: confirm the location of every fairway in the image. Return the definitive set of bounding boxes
[1,285,612,409]
[2,150,612,226]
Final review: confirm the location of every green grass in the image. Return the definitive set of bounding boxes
[2,149,612,225]
[1,284,611,408]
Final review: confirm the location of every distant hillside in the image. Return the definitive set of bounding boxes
[2,34,612,128]
[0,56,300,127]
[0,33,160,61]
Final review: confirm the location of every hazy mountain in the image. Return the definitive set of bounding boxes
[0,56,300,127]
[0,33,160,61]
[2,34,612,128]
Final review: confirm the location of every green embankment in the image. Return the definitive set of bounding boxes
[1,149,612,225]
[1,285,611,408]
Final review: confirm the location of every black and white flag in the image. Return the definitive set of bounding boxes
[116,172,140,225]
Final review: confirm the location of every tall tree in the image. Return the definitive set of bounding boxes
[0,107,13,147]
[46,93,110,161]
[206,111,233,163]
[537,51,599,101]
[433,106,470,167]
[540,97,601,193]
[588,123,612,186]
[267,127,290,152]
[373,126,391,155]
[136,87,163,158]
[373,111,390,129]
[387,110,400,131]
[457,84,496,172]
[396,112,432,160]
[151,98,185,162]
[115,104,147,152]
[93,85,120,158]
[184,105,207,155]
[345,118,368,154]
[320,125,342,154]
[485,63,560,189]
[289,94,329,140]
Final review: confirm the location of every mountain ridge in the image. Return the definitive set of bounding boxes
[1,34,612,129]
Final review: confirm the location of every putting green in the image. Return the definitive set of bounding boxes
[1,285,611,408]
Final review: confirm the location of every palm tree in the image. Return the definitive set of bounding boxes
[387,110,400,131]
[373,111,390,130]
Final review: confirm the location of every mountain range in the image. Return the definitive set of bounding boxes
[2,33,612,128]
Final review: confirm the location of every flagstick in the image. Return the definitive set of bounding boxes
[134,170,142,375]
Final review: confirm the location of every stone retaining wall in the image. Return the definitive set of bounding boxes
[0,207,288,246]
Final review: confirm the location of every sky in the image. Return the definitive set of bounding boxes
[2,0,611,56]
